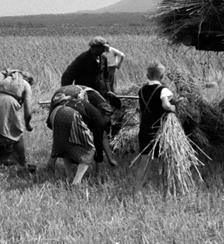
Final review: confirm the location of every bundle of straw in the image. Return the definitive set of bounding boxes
[148,112,204,197]
[166,69,202,134]
[110,126,139,155]
[156,0,224,51]
[110,108,139,155]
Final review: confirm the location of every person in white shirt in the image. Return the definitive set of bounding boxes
[104,45,125,92]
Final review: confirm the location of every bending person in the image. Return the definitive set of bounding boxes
[0,69,33,168]
[46,90,117,185]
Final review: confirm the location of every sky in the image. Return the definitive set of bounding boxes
[0,0,120,17]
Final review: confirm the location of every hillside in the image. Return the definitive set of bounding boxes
[0,12,154,36]
[95,0,160,13]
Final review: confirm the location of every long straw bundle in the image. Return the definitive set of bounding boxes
[148,112,204,196]
[156,0,224,51]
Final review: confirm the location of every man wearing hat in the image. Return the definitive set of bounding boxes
[61,36,115,97]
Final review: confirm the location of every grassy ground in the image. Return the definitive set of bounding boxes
[0,162,224,243]
[0,33,224,243]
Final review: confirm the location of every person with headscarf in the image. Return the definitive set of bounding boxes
[46,87,118,185]
[0,69,33,168]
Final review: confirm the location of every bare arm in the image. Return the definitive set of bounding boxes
[23,82,33,131]
[108,46,125,69]
[161,96,176,113]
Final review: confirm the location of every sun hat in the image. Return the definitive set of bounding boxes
[89,36,109,48]
[3,69,34,85]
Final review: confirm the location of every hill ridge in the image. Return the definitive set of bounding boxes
[94,0,160,13]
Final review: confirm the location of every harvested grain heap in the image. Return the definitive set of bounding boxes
[110,93,139,155]
[157,0,224,51]
[165,69,224,151]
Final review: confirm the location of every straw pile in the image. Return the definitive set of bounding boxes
[165,69,224,150]
[156,0,224,51]
[110,107,139,155]
[110,84,140,154]
[148,113,204,196]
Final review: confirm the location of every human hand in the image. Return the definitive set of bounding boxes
[26,123,33,132]
[104,44,110,52]
[176,96,186,104]
[108,158,118,167]
[170,105,176,113]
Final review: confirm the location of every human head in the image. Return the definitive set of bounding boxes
[89,36,109,56]
[21,71,34,86]
[3,69,34,86]
[146,62,166,81]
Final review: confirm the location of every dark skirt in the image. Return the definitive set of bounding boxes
[51,106,95,165]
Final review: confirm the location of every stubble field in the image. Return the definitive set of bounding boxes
[0,20,224,243]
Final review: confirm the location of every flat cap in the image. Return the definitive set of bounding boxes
[89,36,109,47]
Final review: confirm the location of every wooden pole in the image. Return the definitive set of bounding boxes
[116,95,139,99]
[38,100,51,105]
[38,95,139,105]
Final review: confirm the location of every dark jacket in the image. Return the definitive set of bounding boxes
[61,50,109,95]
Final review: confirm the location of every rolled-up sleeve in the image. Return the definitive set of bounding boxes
[160,88,173,101]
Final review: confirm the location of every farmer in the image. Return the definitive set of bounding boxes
[136,62,176,188]
[61,36,125,97]
[46,88,118,185]
[0,69,33,168]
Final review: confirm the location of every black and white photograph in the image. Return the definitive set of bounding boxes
[0,0,224,243]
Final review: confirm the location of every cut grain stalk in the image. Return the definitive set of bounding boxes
[148,112,204,197]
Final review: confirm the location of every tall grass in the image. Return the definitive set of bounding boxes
[0,33,224,243]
